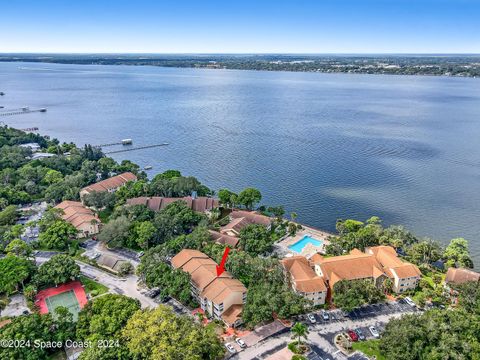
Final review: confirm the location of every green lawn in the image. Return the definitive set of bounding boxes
[79,275,109,297]
[352,340,386,360]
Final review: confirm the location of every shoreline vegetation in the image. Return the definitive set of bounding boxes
[1,54,480,77]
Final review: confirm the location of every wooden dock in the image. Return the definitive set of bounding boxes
[0,108,47,117]
[104,143,169,154]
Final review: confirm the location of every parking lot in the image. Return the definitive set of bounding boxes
[233,300,418,360]
[298,300,417,326]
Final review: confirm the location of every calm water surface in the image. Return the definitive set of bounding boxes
[1,62,479,264]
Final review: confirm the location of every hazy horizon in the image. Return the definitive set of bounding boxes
[1,0,479,53]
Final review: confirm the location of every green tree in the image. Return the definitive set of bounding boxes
[291,322,309,345]
[138,252,194,306]
[130,221,157,249]
[0,255,35,295]
[97,215,131,248]
[407,239,442,266]
[76,294,141,340]
[237,188,262,209]
[53,306,76,342]
[5,239,32,257]
[35,254,80,287]
[238,224,273,256]
[444,238,473,268]
[0,313,58,360]
[97,157,117,178]
[379,309,479,360]
[118,261,134,276]
[151,201,204,245]
[291,212,298,222]
[218,189,237,207]
[0,205,18,226]
[122,305,225,360]
[451,281,480,315]
[43,169,64,185]
[267,206,285,220]
[83,190,116,210]
[333,279,385,312]
[76,295,140,360]
[38,219,77,250]
[381,277,394,294]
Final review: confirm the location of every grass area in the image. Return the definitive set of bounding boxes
[352,340,386,360]
[79,275,109,297]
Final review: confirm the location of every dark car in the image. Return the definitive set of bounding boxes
[146,288,161,298]
[347,329,359,342]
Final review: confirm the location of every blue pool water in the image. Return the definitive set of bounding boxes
[288,235,323,253]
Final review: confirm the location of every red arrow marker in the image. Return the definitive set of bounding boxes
[216,247,230,277]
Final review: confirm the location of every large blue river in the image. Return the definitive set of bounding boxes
[1,62,479,264]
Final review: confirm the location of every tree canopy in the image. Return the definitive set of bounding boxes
[444,238,473,268]
[38,219,78,250]
[0,255,35,295]
[379,309,480,360]
[238,223,274,256]
[35,254,80,287]
[122,305,225,360]
[333,279,385,312]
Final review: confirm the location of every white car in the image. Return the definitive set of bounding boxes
[369,326,380,338]
[235,338,246,348]
[404,297,416,307]
[321,310,329,320]
[224,343,236,354]
[307,314,317,323]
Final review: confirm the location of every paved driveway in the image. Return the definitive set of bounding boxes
[0,294,29,317]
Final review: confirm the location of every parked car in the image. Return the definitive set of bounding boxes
[146,288,161,298]
[355,328,366,340]
[347,329,359,342]
[369,326,380,338]
[404,297,416,307]
[321,310,329,320]
[235,338,246,348]
[224,343,236,354]
[307,314,317,324]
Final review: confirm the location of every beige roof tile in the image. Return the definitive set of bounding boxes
[445,267,480,284]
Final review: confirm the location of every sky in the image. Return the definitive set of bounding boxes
[0,0,479,53]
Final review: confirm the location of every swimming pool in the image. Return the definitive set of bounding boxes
[288,235,323,253]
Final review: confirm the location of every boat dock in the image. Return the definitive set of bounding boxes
[0,107,47,117]
[104,143,169,154]
[96,138,133,147]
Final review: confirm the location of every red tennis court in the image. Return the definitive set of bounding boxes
[35,281,88,319]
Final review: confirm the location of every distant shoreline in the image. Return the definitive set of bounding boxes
[1,54,479,78]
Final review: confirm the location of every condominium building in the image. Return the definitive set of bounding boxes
[171,249,247,328]
[281,256,327,305]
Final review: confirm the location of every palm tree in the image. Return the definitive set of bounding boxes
[291,212,298,222]
[382,278,394,294]
[291,322,309,345]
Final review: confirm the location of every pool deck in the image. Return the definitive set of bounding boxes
[276,225,332,258]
